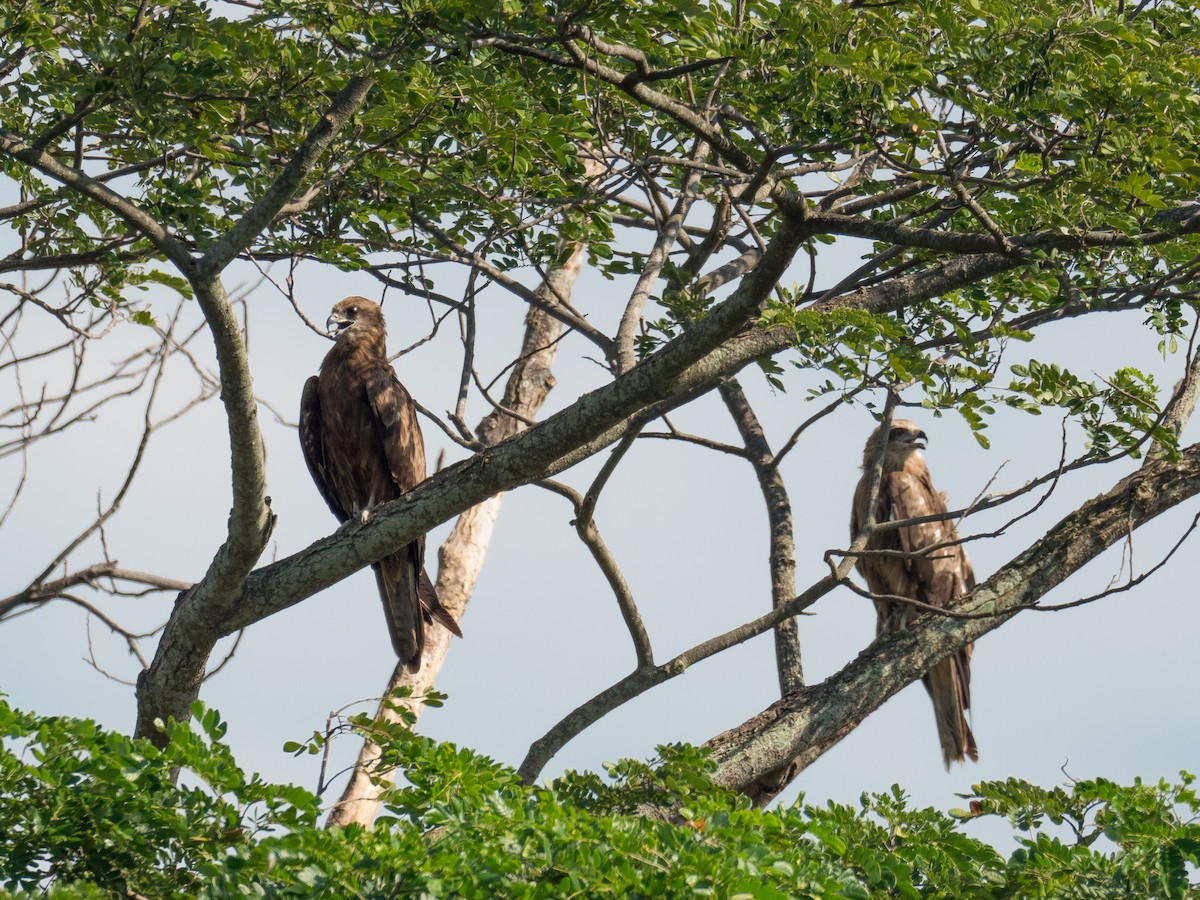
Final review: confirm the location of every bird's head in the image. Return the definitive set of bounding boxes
[862,418,928,466]
[326,296,386,342]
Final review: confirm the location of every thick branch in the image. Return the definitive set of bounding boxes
[803,206,1200,258]
[191,278,276,576]
[705,443,1200,804]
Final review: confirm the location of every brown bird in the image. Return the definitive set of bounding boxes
[850,419,978,769]
[299,296,461,671]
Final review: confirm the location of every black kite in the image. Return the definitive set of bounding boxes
[300,296,461,671]
[850,419,978,768]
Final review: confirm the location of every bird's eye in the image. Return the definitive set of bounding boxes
[348,306,358,316]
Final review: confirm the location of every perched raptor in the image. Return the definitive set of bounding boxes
[299,296,461,671]
[850,419,978,768]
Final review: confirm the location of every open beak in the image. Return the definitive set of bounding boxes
[326,314,351,337]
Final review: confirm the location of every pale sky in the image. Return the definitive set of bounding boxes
[2,206,1197,855]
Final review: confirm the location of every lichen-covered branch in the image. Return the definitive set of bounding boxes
[705,442,1200,805]
[719,379,802,694]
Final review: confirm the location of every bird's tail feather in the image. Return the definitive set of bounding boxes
[923,654,978,770]
[374,558,423,673]
[373,550,463,672]
[418,569,463,638]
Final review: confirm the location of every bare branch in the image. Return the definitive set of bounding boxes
[719,379,802,694]
[517,574,832,785]
[615,136,710,373]
[541,477,653,668]
[0,563,190,620]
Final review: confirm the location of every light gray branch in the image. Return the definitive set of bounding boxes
[0,563,191,619]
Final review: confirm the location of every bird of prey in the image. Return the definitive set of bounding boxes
[850,419,978,768]
[299,296,461,671]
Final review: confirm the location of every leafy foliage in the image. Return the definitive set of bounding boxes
[0,698,317,897]
[4,0,1200,877]
[2,698,1197,898]
[4,0,1200,431]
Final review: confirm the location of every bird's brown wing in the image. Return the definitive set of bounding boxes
[891,467,975,609]
[362,365,425,494]
[299,375,349,522]
[853,471,924,635]
[888,466,978,769]
[362,364,462,654]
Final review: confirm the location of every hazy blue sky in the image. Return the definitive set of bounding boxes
[3,209,1197,855]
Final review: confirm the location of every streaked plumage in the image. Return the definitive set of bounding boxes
[299,296,461,671]
[850,419,978,768]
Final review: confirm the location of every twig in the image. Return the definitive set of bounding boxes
[203,629,245,681]
[537,478,654,669]
[517,574,830,784]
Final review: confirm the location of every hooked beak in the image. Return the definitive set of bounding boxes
[326,314,351,337]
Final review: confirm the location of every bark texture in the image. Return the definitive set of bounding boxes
[706,444,1200,804]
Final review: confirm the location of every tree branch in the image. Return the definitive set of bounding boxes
[538,476,654,669]
[719,379,802,694]
[705,441,1200,805]
[195,75,375,279]
[614,136,709,373]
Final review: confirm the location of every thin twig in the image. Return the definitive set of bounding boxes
[536,478,654,669]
